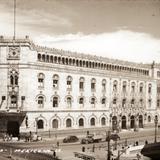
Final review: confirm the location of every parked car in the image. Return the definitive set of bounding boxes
[106,134,120,141]
[63,135,79,143]
[81,134,102,144]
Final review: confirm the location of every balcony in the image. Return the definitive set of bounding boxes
[8,85,19,93]
[121,92,127,98]
[130,92,136,98]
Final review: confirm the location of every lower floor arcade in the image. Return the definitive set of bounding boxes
[0,111,158,137]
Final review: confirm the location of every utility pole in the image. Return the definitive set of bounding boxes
[154,116,158,143]
[107,130,111,160]
[13,0,16,40]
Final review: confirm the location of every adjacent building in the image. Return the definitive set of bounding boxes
[0,36,159,136]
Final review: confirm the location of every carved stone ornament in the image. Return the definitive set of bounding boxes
[8,47,20,59]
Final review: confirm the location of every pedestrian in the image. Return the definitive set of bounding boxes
[29,131,32,141]
[57,141,59,148]
[92,144,95,152]
[53,150,56,158]
[82,146,85,152]
[145,140,148,145]
[136,153,141,160]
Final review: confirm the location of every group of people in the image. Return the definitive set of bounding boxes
[3,133,13,141]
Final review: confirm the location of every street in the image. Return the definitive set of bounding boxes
[0,128,159,160]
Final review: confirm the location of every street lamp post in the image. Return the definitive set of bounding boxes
[154,116,158,143]
[107,131,111,160]
[35,118,38,134]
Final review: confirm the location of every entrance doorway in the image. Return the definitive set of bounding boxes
[112,116,117,131]
[7,121,19,137]
[139,115,143,128]
[122,116,127,129]
[130,116,135,129]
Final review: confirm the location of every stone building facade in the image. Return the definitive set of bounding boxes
[0,36,159,136]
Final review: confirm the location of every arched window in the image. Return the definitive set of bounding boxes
[52,119,58,128]
[66,97,72,108]
[90,118,95,126]
[122,99,126,107]
[46,55,49,62]
[10,70,19,86]
[131,99,135,105]
[157,99,160,108]
[10,75,14,85]
[148,99,152,107]
[67,76,72,90]
[139,83,143,93]
[53,97,58,107]
[42,55,45,61]
[38,96,44,108]
[66,118,72,128]
[148,84,152,94]
[101,117,106,126]
[113,98,117,105]
[90,97,96,107]
[102,79,106,92]
[15,75,18,85]
[113,80,118,92]
[101,97,106,105]
[37,120,44,129]
[131,82,136,93]
[122,81,127,93]
[91,78,96,91]
[79,97,84,105]
[148,116,151,122]
[53,74,59,89]
[79,77,85,91]
[79,118,84,127]
[140,99,143,106]
[38,73,45,88]
[50,56,53,63]
[37,54,41,61]
[10,95,17,107]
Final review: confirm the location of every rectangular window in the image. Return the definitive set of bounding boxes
[53,80,58,88]
[157,87,160,93]
[91,83,95,90]
[148,99,151,107]
[139,87,143,93]
[102,83,106,91]
[113,99,116,104]
[131,86,135,92]
[10,95,17,108]
[53,101,58,107]
[148,87,151,94]
[38,78,44,87]
[113,84,117,92]
[157,99,160,107]
[122,85,126,93]
[79,82,84,90]
[67,81,72,89]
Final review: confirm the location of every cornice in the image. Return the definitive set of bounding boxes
[25,109,109,113]
[26,62,154,81]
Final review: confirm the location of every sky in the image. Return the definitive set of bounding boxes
[0,0,160,63]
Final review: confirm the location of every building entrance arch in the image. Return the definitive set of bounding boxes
[7,121,19,137]
[139,115,143,128]
[122,116,127,129]
[112,116,117,131]
[130,115,135,129]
